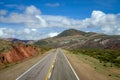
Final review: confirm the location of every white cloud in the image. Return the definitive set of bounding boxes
[31,29,37,31]
[0,5,80,29]
[0,28,5,36]
[49,32,59,37]
[0,10,7,15]
[24,28,31,34]
[0,5,120,40]
[0,27,48,40]
[43,15,75,28]
[35,15,47,27]
[25,5,41,15]
[45,3,60,7]
[0,5,42,28]
[0,28,15,38]
[81,10,120,35]
[23,28,37,34]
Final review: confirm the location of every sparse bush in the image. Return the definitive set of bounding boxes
[70,49,120,67]
[85,58,87,60]
[94,67,96,69]
[108,74,112,76]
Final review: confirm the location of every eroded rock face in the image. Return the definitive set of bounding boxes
[0,45,36,63]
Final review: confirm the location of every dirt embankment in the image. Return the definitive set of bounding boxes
[0,44,37,63]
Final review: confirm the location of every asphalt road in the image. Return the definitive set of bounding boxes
[50,49,79,80]
[16,50,56,80]
[16,49,79,80]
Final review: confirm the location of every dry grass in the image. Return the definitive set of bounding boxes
[64,50,120,80]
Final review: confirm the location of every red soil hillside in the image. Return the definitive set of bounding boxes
[0,44,37,63]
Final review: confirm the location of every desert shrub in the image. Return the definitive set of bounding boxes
[70,49,120,67]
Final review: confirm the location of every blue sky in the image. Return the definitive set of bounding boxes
[0,0,120,40]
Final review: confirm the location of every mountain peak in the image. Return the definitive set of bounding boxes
[56,28,86,37]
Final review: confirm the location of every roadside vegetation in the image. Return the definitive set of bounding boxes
[70,49,120,67]
[65,49,120,80]
[0,40,12,53]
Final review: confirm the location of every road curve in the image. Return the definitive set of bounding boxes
[16,49,80,80]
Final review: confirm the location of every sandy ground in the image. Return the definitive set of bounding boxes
[65,50,120,80]
[0,49,53,80]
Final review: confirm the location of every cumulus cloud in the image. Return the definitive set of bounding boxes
[35,15,47,27]
[0,28,15,38]
[25,5,41,15]
[0,5,120,40]
[0,28,5,36]
[45,3,60,7]
[0,27,49,40]
[48,32,59,37]
[24,28,31,34]
[82,10,120,35]
[0,5,43,28]
[31,28,37,31]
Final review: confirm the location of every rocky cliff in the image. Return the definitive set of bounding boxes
[0,44,37,63]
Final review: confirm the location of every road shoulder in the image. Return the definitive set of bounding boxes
[64,50,108,80]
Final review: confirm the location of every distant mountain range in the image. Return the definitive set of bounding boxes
[0,29,120,50]
[0,38,36,44]
[34,29,120,50]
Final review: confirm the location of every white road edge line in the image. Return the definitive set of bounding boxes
[61,49,80,80]
[16,52,52,80]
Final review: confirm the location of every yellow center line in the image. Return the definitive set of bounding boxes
[45,49,58,80]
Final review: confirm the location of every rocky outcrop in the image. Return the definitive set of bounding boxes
[0,44,37,63]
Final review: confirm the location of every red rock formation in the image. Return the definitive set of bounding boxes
[0,44,36,63]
